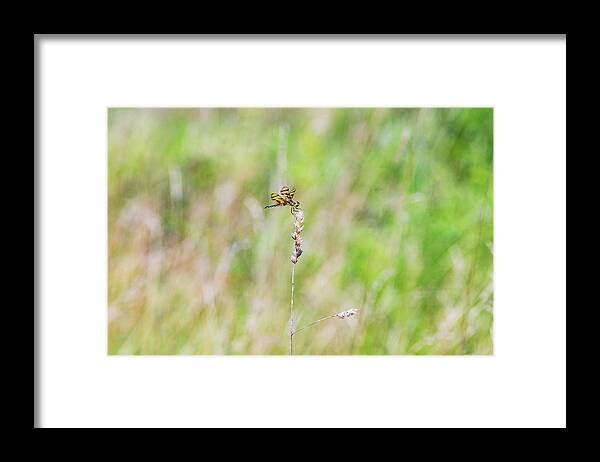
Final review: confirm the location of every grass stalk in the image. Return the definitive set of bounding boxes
[290,263,295,355]
[291,309,359,345]
[288,207,304,355]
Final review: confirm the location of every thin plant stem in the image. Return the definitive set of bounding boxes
[290,263,295,355]
[291,308,359,344]
[291,314,335,338]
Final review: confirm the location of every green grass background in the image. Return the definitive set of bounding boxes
[108,108,493,355]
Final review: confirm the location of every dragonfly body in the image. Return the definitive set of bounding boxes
[265,186,301,214]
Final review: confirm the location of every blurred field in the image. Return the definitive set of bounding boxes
[108,108,493,355]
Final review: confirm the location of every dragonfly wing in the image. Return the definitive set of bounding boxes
[279,186,290,203]
[280,186,296,204]
[270,192,286,206]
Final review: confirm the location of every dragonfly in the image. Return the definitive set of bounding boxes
[264,185,301,214]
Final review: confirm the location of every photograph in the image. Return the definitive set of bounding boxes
[37,34,566,429]
[108,107,493,355]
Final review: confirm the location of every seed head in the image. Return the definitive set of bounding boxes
[334,308,359,319]
[291,208,304,264]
